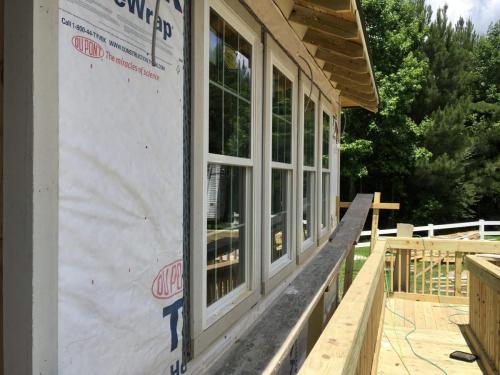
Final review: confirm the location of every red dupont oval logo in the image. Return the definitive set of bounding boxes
[72,36,104,58]
[152,260,183,299]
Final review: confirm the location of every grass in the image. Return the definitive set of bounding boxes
[485,235,500,241]
[338,246,466,299]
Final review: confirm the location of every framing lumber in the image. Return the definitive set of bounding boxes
[324,63,371,83]
[384,238,500,254]
[336,83,374,101]
[333,74,373,92]
[303,29,364,59]
[299,240,386,374]
[320,60,368,77]
[295,0,352,14]
[462,325,497,375]
[370,193,381,252]
[340,92,378,111]
[289,5,358,40]
[343,246,355,294]
[465,255,500,294]
[390,292,469,305]
[393,224,413,292]
[207,194,373,374]
[315,48,368,74]
[340,201,400,210]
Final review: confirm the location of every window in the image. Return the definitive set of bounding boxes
[206,8,254,307]
[206,165,246,305]
[302,94,316,246]
[209,10,252,158]
[321,111,331,231]
[270,67,293,264]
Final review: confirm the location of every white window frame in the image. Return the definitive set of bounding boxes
[262,35,298,293]
[318,101,333,241]
[190,0,262,356]
[297,75,319,260]
[331,114,340,228]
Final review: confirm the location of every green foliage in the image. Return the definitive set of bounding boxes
[341,2,500,226]
[473,22,500,102]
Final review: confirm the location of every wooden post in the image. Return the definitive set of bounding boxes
[307,294,325,353]
[336,195,340,223]
[393,224,413,292]
[455,252,463,296]
[370,192,381,252]
[343,246,355,295]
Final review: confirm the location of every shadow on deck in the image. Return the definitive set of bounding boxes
[378,298,482,374]
[299,238,500,375]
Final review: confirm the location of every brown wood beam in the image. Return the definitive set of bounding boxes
[296,0,352,13]
[341,93,378,112]
[333,74,372,90]
[303,29,364,59]
[324,62,371,83]
[339,202,400,210]
[336,84,374,101]
[289,5,358,40]
[316,48,368,74]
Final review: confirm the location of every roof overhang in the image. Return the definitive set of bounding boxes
[241,0,379,112]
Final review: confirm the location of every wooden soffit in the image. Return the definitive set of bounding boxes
[241,0,379,112]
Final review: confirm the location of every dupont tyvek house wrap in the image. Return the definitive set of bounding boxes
[58,0,186,373]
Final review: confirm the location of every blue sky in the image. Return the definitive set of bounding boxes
[426,0,500,34]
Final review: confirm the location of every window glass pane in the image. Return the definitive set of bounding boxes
[239,38,252,100]
[303,171,315,241]
[323,112,330,169]
[209,10,252,158]
[271,169,289,263]
[209,85,223,154]
[272,67,292,164]
[209,12,223,84]
[206,164,246,306]
[322,172,330,229]
[303,96,315,167]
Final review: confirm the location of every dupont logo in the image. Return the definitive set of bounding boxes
[152,260,183,300]
[72,36,104,58]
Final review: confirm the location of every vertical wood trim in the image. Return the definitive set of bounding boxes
[455,252,463,296]
[343,245,355,295]
[370,192,380,252]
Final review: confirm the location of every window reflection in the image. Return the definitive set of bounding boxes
[271,169,289,263]
[206,164,246,306]
[323,112,330,169]
[303,171,315,241]
[304,96,315,167]
[209,10,252,157]
[272,67,292,164]
[322,172,330,229]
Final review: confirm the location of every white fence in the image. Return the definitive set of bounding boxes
[356,219,500,248]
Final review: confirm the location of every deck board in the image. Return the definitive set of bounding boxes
[378,298,483,374]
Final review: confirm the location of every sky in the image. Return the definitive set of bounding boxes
[425,0,500,34]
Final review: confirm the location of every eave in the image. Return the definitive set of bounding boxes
[242,0,379,113]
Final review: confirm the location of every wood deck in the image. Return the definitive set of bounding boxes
[377,298,484,374]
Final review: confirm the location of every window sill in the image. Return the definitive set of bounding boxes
[297,240,318,265]
[192,288,260,357]
[262,260,296,295]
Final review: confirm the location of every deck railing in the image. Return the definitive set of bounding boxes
[384,237,500,303]
[299,237,500,374]
[464,254,500,375]
[299,240,387,374]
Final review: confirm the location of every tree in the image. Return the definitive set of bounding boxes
[341,1,500,227]
[340,0,429,227]
[473,21,500,103]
